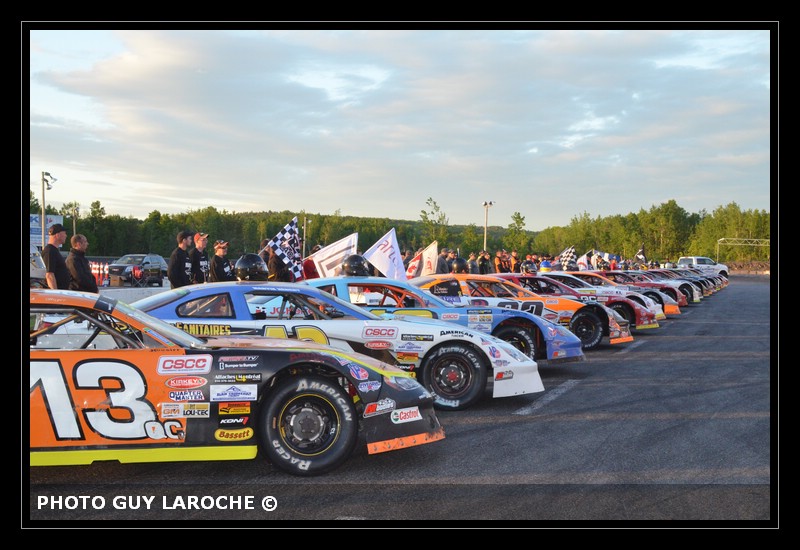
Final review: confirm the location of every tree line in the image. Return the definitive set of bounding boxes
[30,192,770,264]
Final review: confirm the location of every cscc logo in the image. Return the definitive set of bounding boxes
[362,327,398,339]
[157,355,213,375]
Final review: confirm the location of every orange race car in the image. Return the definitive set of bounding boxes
[410,274,633,351]
[565,270,685,316]
[29,289,445,476]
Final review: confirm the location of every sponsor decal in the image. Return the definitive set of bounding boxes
[493,359,509,367]
[174,322,232,337]
[396,342,424,352]
[218,355,261,370]
[488,346,501,359]
[157,354,212,375]
[214,373,262,383]
[161,402,211,418]
[440,329,470,338]
[362,326,398,339]
[391,406,422,424]
[440,313,459,321]
[168,389,206,402]
[214,428,254,441]
[469,323,492,332]
[495,370,514,381]
[543,313,559,322]
[218,402,251,415]
[363,398,396,417]
[396,352,419,363]
[365,340,393,350]
[210,384,258,402]
[466,309,492,315]
[165,376,207,390]
[218,416,250,428]
[348,364,370,381]
[545,299,559,305]
[358,380,382,393]
[401,334,433,342]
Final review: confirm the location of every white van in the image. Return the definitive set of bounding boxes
[30,243,47,287]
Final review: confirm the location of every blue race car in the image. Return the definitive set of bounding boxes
[306,275,585,366]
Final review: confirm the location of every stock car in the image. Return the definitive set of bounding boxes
[132,282,545,411]
[410,274,633,351]
[30,289,445,476]
[494,272,660,331]
[589,270,698,306]
[565,271,685,316]
[305,275,585,366]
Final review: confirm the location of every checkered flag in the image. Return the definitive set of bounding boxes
[558,245,576,271]
[635,243,647,264]
[265,217,304,281]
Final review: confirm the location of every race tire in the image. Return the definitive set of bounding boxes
[609,303,634,326]
[421,344,488,411]
[570,310,604,351]
[494,325,536,359]
[643,291,665,308]
[258,375,358,476]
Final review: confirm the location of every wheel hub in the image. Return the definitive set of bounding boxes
[286,404,326,444]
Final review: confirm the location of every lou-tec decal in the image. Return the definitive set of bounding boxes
[161,402,211,418]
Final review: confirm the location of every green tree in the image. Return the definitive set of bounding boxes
[419,197,449,247]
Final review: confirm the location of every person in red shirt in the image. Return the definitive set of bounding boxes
[303,244,322,279]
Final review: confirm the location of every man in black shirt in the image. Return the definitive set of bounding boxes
[66,234,98,293]
[168,230,194,288]
[209,240,236,282]
[189,232,210,284]
[42,223,71,289]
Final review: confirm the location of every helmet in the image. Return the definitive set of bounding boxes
[539,260,552,273]
[235,253,268,281]
[451,257,469,273]
[342,254,369,276]
[520,260,537,274]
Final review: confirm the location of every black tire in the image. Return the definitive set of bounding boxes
[570,309,604,351]
[643,291,665,308]
[609,302,634,327]
[258,375,358,476]
[494,325,536,359]
[421,344,488,411]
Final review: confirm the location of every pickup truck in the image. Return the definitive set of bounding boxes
[677,256,729,277]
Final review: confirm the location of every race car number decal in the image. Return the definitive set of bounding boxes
[263,325,330,345]
[30,360,182,445]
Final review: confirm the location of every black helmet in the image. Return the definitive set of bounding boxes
[235,253,268,281]
[342,254,369,276]
[450,257,469,273]
[520,260,537,274]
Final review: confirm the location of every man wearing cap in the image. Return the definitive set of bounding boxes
[436,247,450,274]
[42,223,71,289]
[168,230,194,288]
[190,232,210,284]
[467,252,480,274]
[209,240,236,282]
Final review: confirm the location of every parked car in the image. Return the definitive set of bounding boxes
[29,243,46,288]
[677,256,730,278]
[305,275,586,365]
[30,288,445,476]
[107,253,167,287]
[132,281,545,411]
[410,274,633,351]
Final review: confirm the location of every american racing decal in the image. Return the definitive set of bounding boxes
[218,402,251,414]
[391,407,422,424]
[358,380,382,393]
[161,402,211,418]
[365,340,393,350]
[363,398,396,417]
[168,389,205,402]
[401,334,434,341]
[210,385,258,402]
[218,355,260,370]
[440,329,471,338]
[362,327,398,339]
[214,373,262,384]
[214,428,254,441]
[174,322,232,336]
[218,416,250,428]
[157,355,212,375]
[165,376,207,390]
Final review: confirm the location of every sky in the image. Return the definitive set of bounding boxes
[27,25,773,232]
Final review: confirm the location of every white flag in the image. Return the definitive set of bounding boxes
[405,251,423,278]
[311,233,359,277]
[420,241,439,276]
[363,228,406,280]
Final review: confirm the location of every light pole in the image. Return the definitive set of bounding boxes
[72,206,80,236]
[482,201,494,252]
[41,172,57,248]
[302,217,311,257]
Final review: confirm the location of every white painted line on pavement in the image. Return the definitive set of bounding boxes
[614,338,646,355]
[513,379,580,415]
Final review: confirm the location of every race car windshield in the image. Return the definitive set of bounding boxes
[115,300,209,349]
